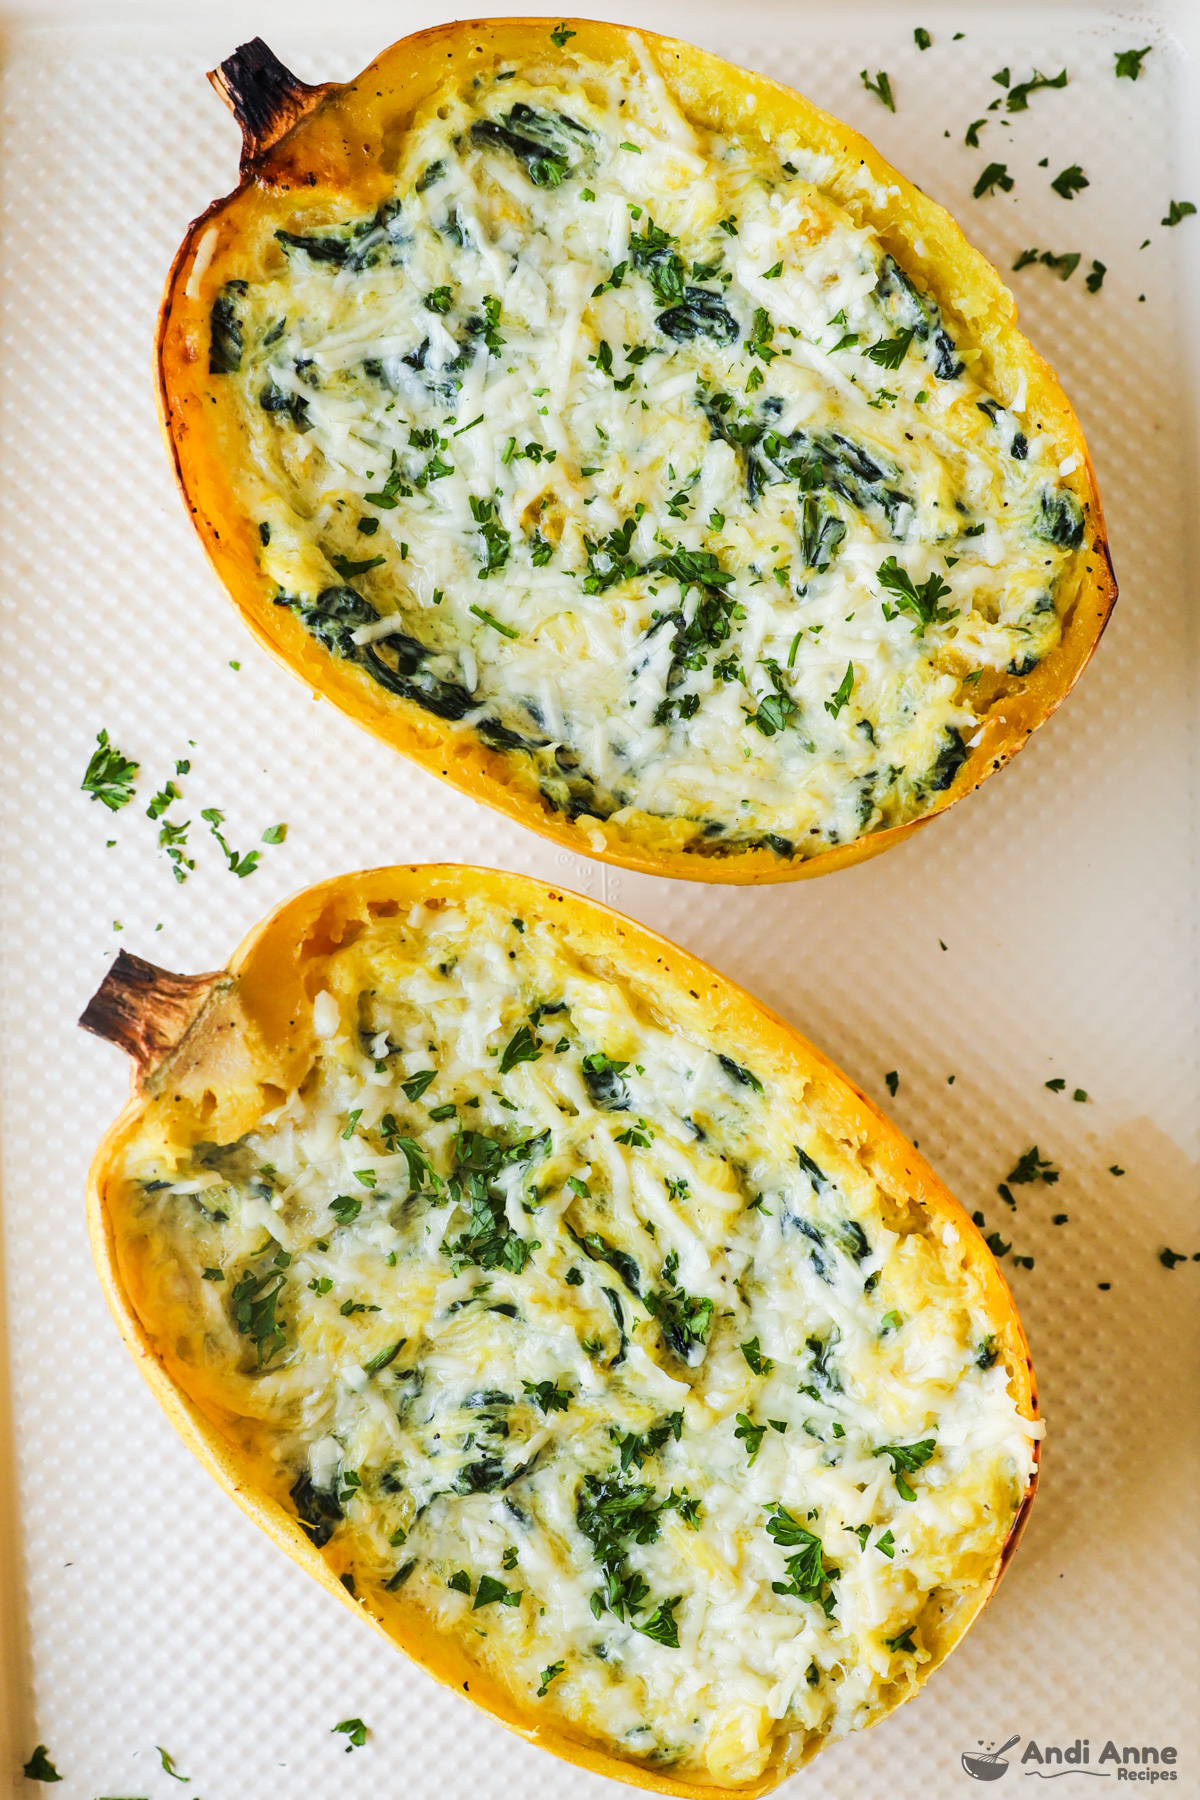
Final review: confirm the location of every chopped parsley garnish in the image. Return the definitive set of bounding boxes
[230,1265,287,1366]
[537,1660,565,1695]
[473,1574,522,1609]
[645,1252,713,1362]
[973,162,1014,199]
[363,455,407,509]
[499,1023,542,1073]
[1045,1077,1066,1091]
[860,69,895,111]
[22,1746,61,1782]
[1086,260,1107,293]
[332,1718,368,1750]
[1006,1146,1059,1185]
[825,661,855,718]
[447,1570,472,1593]
[1163,200,1196,227]
[612,1413,682,1472]
[914,27,931,49]
[765,1504,834,1606]
[740,1335,774,1375]
[748,660,799,736]
[469,604,518,638]
[734,1413,767,1463]
[1159,1248,1188,1270]
[330,1194,362,1224]
[629,213,687,307]
[469,495,511,578]
[577,1472,669,1622]
[966,120,986,147]
[864,327,914,370]
[424,285,453,314]
[877,557,956,633]
[146,779,180,821]
[522,1377,573,1413]
[637,1595,681,1646]
[1115,47,1151,80]
[201,808,259,878]
[873,1437,936,1500]
[402,1069,437,1102]
[885,1071,899,1096]
[1005,68,1067,112]
[82,730,138,811]
[1050,164,1089,200]
[1025,249,1081,281]
[550,21,575,46]
[330,552,386,579]
[262,822,287,844]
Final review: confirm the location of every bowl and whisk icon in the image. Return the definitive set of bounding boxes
[962,1735,1022,1780]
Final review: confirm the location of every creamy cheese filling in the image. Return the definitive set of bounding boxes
[116,898,1037,1781]
[208,43,1084,860]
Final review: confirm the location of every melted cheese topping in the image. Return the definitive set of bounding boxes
[207,41,1085,864]
[112,896,1038,1782]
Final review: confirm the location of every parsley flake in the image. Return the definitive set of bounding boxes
[22,1746,61,1783]
[82,730,138,811]
[1050,164,1089,200]
[1114,46,1151,80]
[974,162,1014,198]
[740,1335,775,1375]
[537,1660,565,1695]
[860,69,895,111]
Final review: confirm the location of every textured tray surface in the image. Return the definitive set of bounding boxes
[0,5,1197,1795]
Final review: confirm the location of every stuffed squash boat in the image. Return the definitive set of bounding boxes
[83,867,1040,1793]
[158,23,1113,883]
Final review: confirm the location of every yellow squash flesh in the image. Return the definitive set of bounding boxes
[156,20,1115,885]
[84,865,1038,1794]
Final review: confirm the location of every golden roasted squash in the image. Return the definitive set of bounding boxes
[157,22,1114,884]
[83,865,1039,1793]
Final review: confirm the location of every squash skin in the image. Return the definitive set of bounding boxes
[156,20,1116,886]
[85,864,1039,1794]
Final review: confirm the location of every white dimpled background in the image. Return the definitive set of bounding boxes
[0,3,1197,1795]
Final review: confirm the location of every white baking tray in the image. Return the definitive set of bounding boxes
[1,1,1197,1793]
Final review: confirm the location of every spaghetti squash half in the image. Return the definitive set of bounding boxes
[84,866,1039,1793]
[157,22,1114,882]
